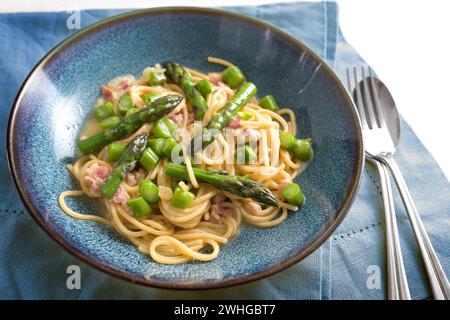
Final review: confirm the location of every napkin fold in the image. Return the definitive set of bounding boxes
[0,1,448,299]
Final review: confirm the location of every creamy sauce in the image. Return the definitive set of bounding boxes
[80,114,102,139]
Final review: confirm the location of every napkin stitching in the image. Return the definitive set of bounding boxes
[332,221,383,241]
[365,168,382,196]
[0,208,28,216]
[333,215,413,241]
[328,167,385,241]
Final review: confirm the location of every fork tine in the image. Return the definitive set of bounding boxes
[351,67,368,128]
[346,67,361,122]
[345,67,352,94]
[361,66,378,129]
[368,67,386,128]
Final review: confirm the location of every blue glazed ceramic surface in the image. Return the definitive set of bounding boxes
[8,8,363,289]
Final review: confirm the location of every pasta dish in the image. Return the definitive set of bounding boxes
[58,57,313,264]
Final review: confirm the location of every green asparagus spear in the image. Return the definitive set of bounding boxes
[222,66,246,89]
[191,82,257,153]
[164,62,209,121]
[165,162,279,207]
[207,82,256,130]
[101,134,148,198]
[77,95,182,155]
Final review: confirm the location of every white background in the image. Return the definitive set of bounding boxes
[2,0,449,180]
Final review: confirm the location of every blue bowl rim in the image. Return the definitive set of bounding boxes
[7,6,364,290]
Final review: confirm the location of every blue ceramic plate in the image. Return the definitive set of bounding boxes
[7,7,363,289]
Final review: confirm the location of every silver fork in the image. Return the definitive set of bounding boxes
[346,66,410,300]
[347,66,450,300]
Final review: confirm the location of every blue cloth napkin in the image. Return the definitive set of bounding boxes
[0,1,448,300]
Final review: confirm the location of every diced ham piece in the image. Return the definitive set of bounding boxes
[84,164,111,193]
[119,77,131,91]
[125,170,145,186]
[95,164,110,179]
[101,85,116,102]
[228,118,241,129]
[112,186,129,206]
[208,73,222,86]
[211,204,232,219]
[169,112,184,126]
[208,192,233,221]
[212,192,225,205]
[243,201,262,215]
[125,173,138,186]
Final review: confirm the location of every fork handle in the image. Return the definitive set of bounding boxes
[372,159,411,299]
[379,154,450,300]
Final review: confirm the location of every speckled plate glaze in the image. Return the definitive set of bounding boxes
[7,7,364,289]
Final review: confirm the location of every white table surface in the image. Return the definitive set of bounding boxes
[2,0,449,181]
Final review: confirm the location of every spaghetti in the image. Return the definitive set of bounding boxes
[58,57,310,264]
